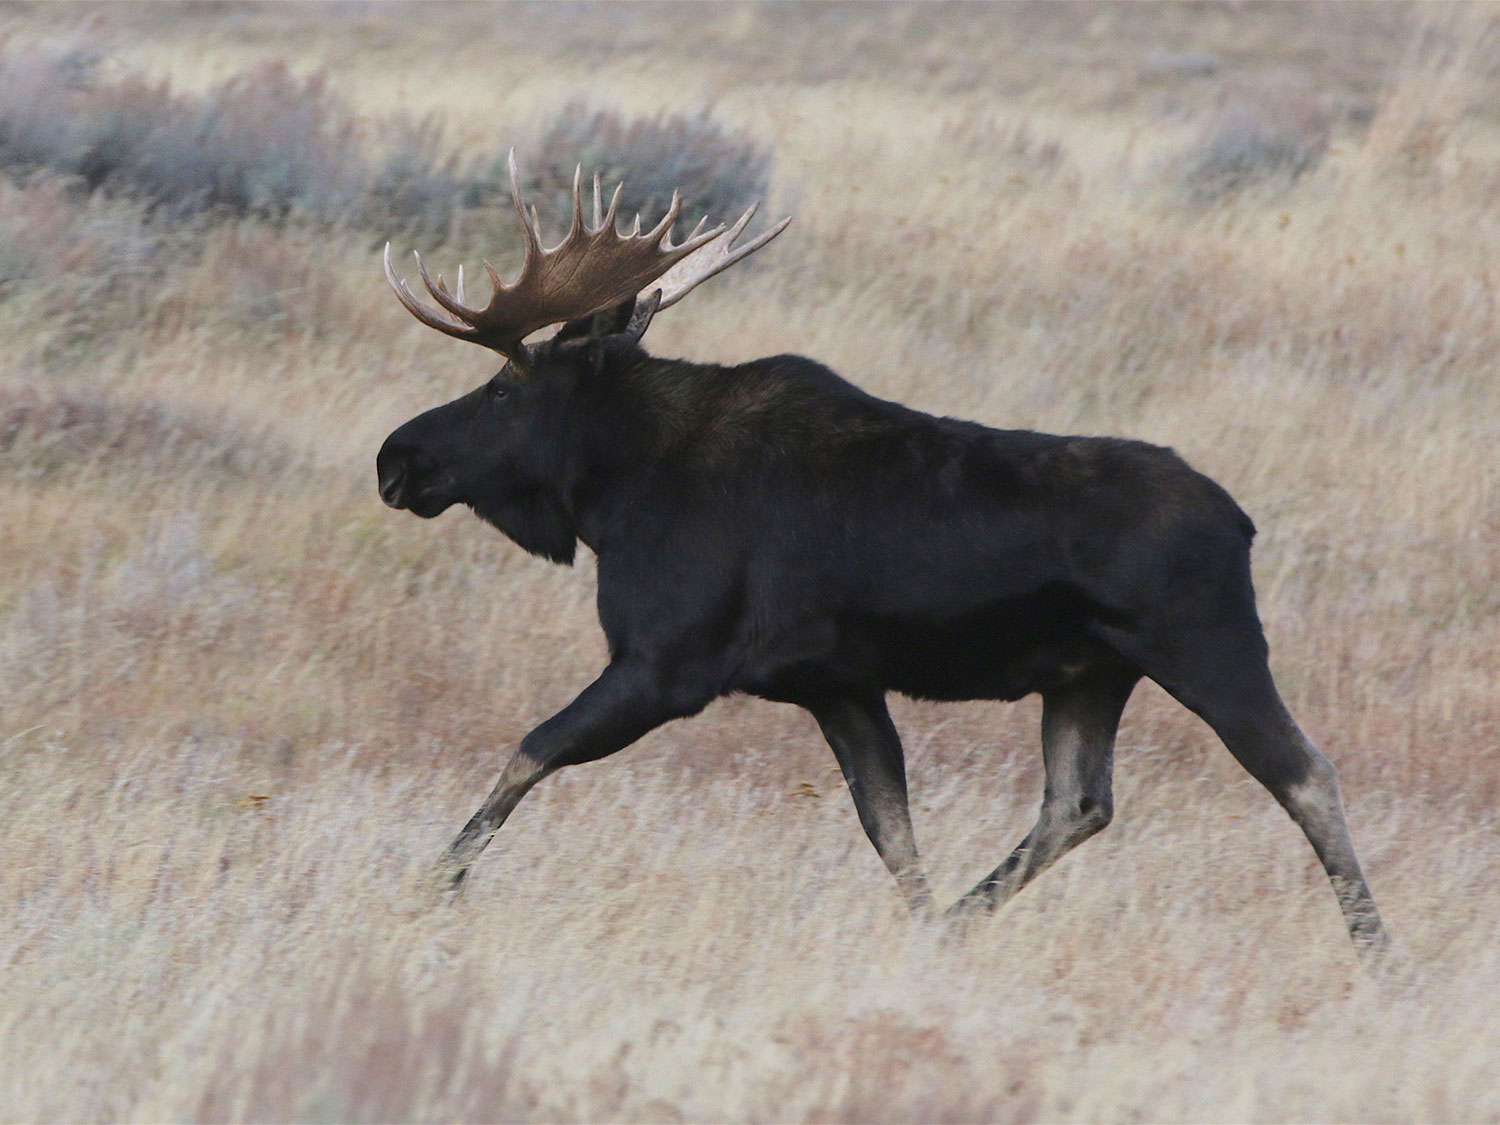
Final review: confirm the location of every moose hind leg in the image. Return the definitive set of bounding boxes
[948,669,1139,922]
[1177,661,1389,954]
[808,694,934,915]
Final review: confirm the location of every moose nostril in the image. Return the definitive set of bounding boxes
[378,461,407,506]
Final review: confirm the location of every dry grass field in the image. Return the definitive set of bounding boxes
[2,2,1500,1121]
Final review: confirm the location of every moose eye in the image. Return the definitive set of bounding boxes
[487,381,510,400]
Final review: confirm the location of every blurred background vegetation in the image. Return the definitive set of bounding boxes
[2,3,1499,1121]
[0,28,773,239]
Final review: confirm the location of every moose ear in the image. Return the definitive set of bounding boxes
[622,289,661,345]
[555,293,659,373]
[555,299,635,345]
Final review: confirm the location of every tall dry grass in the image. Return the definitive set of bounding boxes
[2,3,1499,1121]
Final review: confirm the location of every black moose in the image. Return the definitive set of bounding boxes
[377,154,1387,953]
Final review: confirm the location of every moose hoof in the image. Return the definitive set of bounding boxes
[428,864,469,901]
[387,885,441,918]
[940,892,994,938]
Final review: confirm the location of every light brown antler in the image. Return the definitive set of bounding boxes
[385,151,788,359]
[651,204,790,311]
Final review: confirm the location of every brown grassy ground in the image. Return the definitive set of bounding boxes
[2,3,1499,1121]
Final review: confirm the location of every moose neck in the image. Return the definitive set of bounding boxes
[563,346,743,558]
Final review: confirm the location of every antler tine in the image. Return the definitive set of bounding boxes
[723,203,760,244]
[592,173,603,231]
[646,193,725,259]
[569,164,586,241]
[643,190,683,248]
[417,251,482,321]
[455,263,465,307]
[603,180,623,233]
[383,243,476,338]
[650,204,792,311]
[507,149,542,267]
[673,212,726,258]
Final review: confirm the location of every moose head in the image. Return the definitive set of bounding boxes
[376,153,787,562]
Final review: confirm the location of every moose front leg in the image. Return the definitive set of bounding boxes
[435,661,707,893]
[808,693,934,917]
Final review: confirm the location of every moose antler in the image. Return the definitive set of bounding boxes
[652,203,790,311]
[384,151,789,359]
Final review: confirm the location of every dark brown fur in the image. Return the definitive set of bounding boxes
[376,305,1388,955]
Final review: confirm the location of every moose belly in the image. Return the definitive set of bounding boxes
[739,587,1124,705]
[873,589,1123,702]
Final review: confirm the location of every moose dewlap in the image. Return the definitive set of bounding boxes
[376,153,1387,956]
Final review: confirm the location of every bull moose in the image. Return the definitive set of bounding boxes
[377,154,1387,953]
